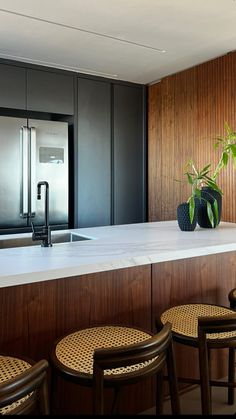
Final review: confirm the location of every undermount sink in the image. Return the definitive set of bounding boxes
[0,232,91,249]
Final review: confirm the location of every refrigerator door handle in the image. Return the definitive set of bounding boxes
[30,127,37,217]
[20,126,29,218]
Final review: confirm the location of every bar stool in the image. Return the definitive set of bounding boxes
[0,356,49,415]
[50,323,180,415]
[160,303,236,415]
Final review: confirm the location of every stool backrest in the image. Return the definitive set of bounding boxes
[93,322,177,414]
[228,288,236,310]
[0,359,49,415]
[198,313,236,344]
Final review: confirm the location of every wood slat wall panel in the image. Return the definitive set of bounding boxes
[148,52,236,222]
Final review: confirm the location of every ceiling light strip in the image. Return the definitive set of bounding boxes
[0,51,119,78]
[0,8,166,53]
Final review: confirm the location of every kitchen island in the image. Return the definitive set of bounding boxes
[0,220,236,414]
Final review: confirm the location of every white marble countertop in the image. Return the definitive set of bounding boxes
[1,220,236,288]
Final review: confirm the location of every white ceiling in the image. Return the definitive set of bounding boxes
[0,0,235,84]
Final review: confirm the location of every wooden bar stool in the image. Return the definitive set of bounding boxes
[50,323,180,415]
[160,303,236,415]
[0,356,49,415]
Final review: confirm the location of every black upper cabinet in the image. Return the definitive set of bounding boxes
[27,69,74,114]
[113,84,146,225]
[77,77,111,228]
[0,64,26,110]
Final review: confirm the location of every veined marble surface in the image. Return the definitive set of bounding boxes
[1,220,236,288]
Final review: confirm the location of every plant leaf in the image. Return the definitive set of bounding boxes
[195,188,201,199]
[204,179,223,194]
[199,164,211,175]
[212,199,219,225]
[188,196,195,223]
[222,151,229,166]
[186,173,193,185]
[206,202,214,228]
[230,144,236,158]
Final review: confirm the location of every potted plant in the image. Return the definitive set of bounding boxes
[176,160,222,231]
[177,123,236,231]
[197,122,236,228]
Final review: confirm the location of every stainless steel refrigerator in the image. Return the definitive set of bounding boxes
[0,116,69,233]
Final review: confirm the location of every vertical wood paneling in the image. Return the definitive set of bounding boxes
[0,266,152,415]
[148,52,236,222]
[0,284,28,357]
[152,252,236,382]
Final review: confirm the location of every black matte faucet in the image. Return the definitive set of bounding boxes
[32,181,52,247]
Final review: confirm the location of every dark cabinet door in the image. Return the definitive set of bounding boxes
[113,84,146,225]
[27,69,74,114]
[0,64,26,110]
[77,77,111,227]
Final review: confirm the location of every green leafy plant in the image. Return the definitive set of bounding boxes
[177,122,236,229]
[183,160,222,227]
[212,122,236,180]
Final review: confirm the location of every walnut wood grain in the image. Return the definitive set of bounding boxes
[148,51,236,222]
[0,265,152,414]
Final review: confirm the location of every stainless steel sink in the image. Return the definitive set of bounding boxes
[0,232,91,249]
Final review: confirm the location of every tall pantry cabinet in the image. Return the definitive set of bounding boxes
[77,76,146,228]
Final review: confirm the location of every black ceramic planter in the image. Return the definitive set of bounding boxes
[177,202,197,231]
[197,187,222,228]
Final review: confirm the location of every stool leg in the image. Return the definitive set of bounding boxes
[156,370,164,415]
[166,341,181,415]
[50,368,59,415]
[199,342,212,415]
[228,348,235,405]
[111,387,122,414]
[39,373,50,414]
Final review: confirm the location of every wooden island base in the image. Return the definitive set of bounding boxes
[0,251,235,414]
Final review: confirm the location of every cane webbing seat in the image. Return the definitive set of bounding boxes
[55,326,154,377]
[0,356,49,415]
[161,304,236,342]
[51,324,180,415]
[0,356,32,415]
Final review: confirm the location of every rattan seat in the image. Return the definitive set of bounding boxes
[161,304,236,342]
[0,356,49,415]
[50,324,180,415]
[160,302,236,415]
[55,325,155,377]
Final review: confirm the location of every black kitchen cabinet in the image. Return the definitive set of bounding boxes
[77,77,111,227]
[113,84,146,225]
[0,64,26,110]
[27,69,74,114]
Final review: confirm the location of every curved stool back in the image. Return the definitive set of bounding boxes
[229,288,236,310]
[0,357,49,415]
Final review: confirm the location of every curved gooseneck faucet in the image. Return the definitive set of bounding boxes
[32,181,52,247]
